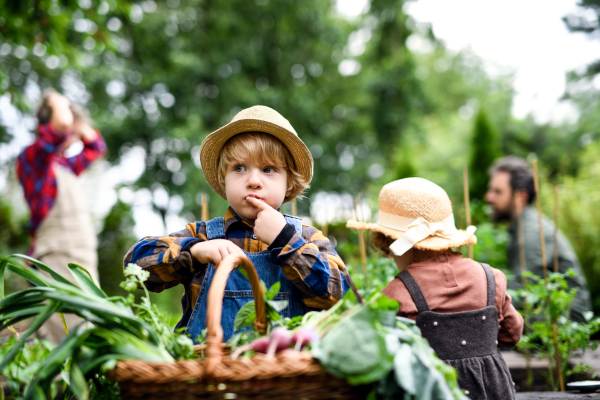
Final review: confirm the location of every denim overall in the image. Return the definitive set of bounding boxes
[186,215,306,342]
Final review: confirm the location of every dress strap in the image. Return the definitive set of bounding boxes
[206,217,226,240]
[479,263,496,307]
[397,270,431,313]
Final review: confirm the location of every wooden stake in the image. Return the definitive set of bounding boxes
[291,198,297,217]
[354,194,368,286]
[532,160,564,392]
[463,165,473,259]
[532,160,548,283]
[553,185,559,273]
[201,193,208,222]
[514,190,532,388]
[322,205,329,238]
[514,192,528,288]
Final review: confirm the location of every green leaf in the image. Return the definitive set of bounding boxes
[0,256,7,299]
[233,301,256,331]
[266,282,281,300]
[12,254,77,287]
[312,307,393,384]
[6,263,50,287]
[68,263,107,298]
[237,267,250,281]
[393,343,416,394]
[69,362,89,400]
[267,299,288,312]
[0,301,61,372]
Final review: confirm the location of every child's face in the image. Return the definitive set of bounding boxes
[224,153,290,222]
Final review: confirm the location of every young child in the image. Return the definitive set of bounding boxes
[124,106,348,342]
[347,177,523,400]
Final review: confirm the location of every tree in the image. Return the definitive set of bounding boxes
[563,1,600,77]
[469,108,500,200]
[1,0,428,221]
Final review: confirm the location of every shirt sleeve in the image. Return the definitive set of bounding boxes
[123,222,208,292]
[495,269,524,348]
[62,130,107,175]
[22,123,68,167]
[268,224,349,310]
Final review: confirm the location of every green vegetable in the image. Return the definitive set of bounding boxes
[0,254,195,399]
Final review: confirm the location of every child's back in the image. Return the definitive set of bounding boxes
[383,254,520,400]
[348,178,522,399]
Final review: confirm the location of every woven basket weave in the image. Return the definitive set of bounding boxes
[108,255,368,399]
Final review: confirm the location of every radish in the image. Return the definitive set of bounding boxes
[292,327,320,351]
[250,337,270,353]
[231,337,270,360]
[266,327,292,357]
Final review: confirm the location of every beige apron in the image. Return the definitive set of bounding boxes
[33,164,99,344]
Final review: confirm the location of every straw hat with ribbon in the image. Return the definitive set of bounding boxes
[347,178,477,256]
[199,105,313,202]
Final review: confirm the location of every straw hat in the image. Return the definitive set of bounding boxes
[199,105,313,201]
[347,178,476,256]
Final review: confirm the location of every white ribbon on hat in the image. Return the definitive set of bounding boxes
[376,211,477,256]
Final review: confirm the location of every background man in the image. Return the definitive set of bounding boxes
[485,156,591,323]
[16,90,106,343]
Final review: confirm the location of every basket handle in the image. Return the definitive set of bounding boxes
[204,254,267,368]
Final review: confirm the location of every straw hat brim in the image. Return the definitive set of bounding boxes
[200,119,313,202]
[346,220,477,251]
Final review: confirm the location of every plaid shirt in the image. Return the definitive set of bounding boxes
[124,207,349,325]
[16,123,107,237]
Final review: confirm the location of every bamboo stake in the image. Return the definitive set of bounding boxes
[553,185,559,273]
[463,165,473,259]
[291,198,297,217]
[532,160,564,392]
[354,194,368,286]
[322,205,329,238]
[201,193,208,222]
[514,190,532,388]
[532,160,548,283]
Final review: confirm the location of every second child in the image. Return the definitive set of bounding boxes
[348,177,523,400]
[124,106,348,341]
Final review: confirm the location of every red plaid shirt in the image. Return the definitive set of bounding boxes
[16,123,107,238]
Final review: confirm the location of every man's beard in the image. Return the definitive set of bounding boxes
[490,199,515,223]
[491,208,513,223]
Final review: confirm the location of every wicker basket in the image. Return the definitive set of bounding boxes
[108,254,368,399]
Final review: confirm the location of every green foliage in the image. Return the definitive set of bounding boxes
[97,200,136,296]
[469,108,501,200]
[0,197,29,256]
[310,294,467,399]
[540,142,600,314]
[563,1,600,77]
[231,280,288,333]
[0,0,132,124]
[0,337,58,399]
[0,255,196,399]
[516,270,600,391]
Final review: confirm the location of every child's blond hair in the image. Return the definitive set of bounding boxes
[217,132,309,202]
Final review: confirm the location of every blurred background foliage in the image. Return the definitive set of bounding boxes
[1,0,599,317]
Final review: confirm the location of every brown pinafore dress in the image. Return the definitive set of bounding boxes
[397,263,515,400]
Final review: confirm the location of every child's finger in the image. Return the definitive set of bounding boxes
[245,196,272,211]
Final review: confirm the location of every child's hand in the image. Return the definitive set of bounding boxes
[190,239,245,266]
[245,196,287,245]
